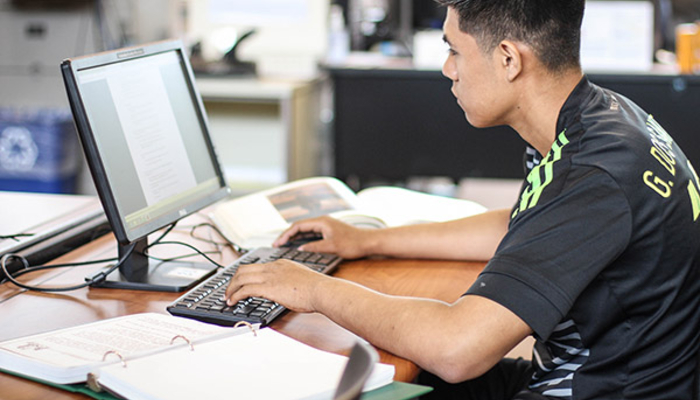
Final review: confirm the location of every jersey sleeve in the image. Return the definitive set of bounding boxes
[466,167,632,340]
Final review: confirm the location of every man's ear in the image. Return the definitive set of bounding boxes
[497,40,523,81]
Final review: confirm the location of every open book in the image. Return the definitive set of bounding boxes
[212,176,487,249]
[0,313,394,400]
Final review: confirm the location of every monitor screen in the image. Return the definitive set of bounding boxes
[61,40,230,291]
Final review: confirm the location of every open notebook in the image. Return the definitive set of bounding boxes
[0,313,395,400]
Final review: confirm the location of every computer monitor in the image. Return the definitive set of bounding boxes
[61,40,230,292]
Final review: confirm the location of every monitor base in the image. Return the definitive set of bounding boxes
[89,259,217,292]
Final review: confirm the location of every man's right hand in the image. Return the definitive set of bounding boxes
[272,216,377,259]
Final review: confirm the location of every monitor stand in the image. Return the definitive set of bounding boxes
[89,238,217,292]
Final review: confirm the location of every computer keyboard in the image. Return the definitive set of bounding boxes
[166,247,341,326]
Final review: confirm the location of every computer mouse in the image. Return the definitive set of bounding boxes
[281,231,324,248]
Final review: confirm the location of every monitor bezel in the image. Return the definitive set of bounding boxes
[61,40,230,246]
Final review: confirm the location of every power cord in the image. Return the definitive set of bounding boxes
[0,255,122,285]
[0,221,228,292]
[0,244,134,292]
[0,233,34,241]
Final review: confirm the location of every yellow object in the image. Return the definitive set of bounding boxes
[676,23,700,74]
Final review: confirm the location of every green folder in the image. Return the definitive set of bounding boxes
[3,369,431,400]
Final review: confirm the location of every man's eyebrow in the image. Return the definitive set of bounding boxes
[442,34,451,45]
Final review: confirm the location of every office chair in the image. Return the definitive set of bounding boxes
[333,341,379,400]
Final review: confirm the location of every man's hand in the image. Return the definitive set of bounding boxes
[272,216,377,259]
[223,259,330,313]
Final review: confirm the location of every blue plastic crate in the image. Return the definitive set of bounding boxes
[0,108,80,194]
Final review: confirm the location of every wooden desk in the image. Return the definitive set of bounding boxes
[0,218,485,399]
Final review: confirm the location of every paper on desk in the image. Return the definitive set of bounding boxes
[96,327,395,400]
[0,313,229,384]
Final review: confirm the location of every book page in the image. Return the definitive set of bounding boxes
[212,177,361,248]
[268,181,354,223]
[0,313,229,383]
[356,186,487,227]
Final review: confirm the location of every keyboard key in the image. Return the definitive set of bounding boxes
[236,304,257,315]
[166,246,341,326]
[305,254,323,264]
[317,256,337,266]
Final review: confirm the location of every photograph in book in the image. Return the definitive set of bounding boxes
[212,176,487,249]
[268,181,354,223]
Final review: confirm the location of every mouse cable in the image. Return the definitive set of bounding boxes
[145,249,223,264]
[143,240,227,269]
[188,213,248,256]
[137,221,230,267]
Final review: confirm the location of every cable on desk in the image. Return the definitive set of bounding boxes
[0,256,120,284]
[189,217,248,256]
[0,222,234,292]
[146,250,223,264]
[143,241,226,269]
[0,233,35,241]
[0,244,134,292]
[0,221,177,292]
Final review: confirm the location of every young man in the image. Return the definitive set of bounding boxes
[225,1,700,398]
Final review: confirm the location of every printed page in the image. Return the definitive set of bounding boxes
[107,53,197,206]
[356,186,487,227]
[212,177,360,248]
[0,313,229,384]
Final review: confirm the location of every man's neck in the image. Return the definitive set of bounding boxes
[509,69,584,157]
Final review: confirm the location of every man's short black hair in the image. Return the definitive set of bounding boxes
[435,0,585,73]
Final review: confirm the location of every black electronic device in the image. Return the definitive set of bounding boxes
[61,40,231,292]
[280,231,324,248]
[167,247,340,326]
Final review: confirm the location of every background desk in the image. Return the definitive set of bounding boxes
[195,77,325,195]
[330,68,700,188]
[0,214,487,399]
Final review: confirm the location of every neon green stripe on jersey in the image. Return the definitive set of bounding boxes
[513,130,570,219]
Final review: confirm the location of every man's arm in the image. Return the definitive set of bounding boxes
[224,259,532,382]
[274,208,511,262]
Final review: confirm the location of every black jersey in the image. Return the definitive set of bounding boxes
[467,77,700,399]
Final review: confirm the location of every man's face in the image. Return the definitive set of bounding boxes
[441,8,507,128]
